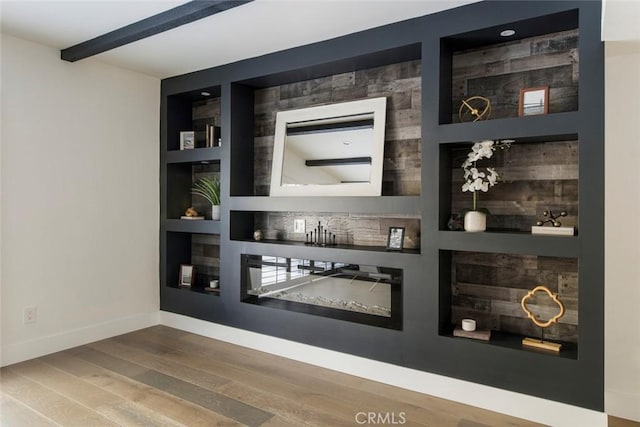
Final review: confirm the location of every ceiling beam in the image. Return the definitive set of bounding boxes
[61,0,253,62]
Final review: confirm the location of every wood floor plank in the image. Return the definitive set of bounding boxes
[41,351,243,427]
[0,393,59,427]
[271,362,543,427]
[88,338,230,391]
[7,359,121,409]
[2,325,573,427]
[117,331,359,424]
[93,401,185,427]
[0,369,119,426]
[215,380,356,427]
[609,416,640,427]
[131,328,466,427]
[92,336,352,426]
[159,326,542,427]
[74,345,272,426]
[259,414,310,427]
[133,369,273,427]
[138,327,466,426]
[6,358,183,427]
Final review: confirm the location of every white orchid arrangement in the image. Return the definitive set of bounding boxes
[462,140,511,211]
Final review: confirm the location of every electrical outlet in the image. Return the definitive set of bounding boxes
[294,219,306,233]
[24,306,37,324]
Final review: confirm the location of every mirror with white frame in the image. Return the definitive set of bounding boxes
[269,97,387,197]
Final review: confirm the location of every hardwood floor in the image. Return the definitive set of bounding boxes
[0,325,633,426]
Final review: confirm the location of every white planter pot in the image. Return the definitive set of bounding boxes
[211,205,221,221]
[464,211,486,232]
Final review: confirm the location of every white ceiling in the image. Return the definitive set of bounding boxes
[1,0,638,80]
[0,0,479,79]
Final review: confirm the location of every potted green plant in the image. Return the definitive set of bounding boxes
[191,176,221,220]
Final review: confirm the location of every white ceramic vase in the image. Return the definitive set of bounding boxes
[211,205,221,221]
[464,211,486,232]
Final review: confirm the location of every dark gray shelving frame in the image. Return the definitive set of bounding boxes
[160,0,604,410]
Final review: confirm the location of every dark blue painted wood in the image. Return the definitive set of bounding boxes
[61,1,253,62]
[159,0,604,411]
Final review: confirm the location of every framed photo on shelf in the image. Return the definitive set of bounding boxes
[519,86,549,116]
[386,226,405,251]
[180,131,195,150]
[179,264,194,287]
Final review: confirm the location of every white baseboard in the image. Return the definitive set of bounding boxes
[160,311,607,427]
[1,311,160,367]
[606,389,640,422]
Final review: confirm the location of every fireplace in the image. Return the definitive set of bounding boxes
[241,254,402,329]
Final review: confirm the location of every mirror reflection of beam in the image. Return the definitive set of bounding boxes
[283,114,375,185]
[286,113,374,130]
[304,157,372,167]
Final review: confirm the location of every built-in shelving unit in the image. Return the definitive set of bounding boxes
[160,0,603,411]
[161,88,222,298]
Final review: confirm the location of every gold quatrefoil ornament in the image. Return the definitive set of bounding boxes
[520,285,565,352]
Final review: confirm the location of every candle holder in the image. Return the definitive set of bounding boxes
[305,221,338,247]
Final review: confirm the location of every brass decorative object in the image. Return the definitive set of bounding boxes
[520,285,565,352]
[459,96,492,122]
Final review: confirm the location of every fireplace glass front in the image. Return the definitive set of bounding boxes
[241,254,402,329]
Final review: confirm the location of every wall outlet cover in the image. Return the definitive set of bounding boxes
[294,219,306,233]
[24,306,37,324]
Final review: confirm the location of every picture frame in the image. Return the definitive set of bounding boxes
[386,226,405,251]
[179,264,194,287]
[179,131,195,150]
[519,86,549,117]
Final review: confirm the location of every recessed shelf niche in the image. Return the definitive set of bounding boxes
[166,87,221,151]
[229,44,422,197]
[439,9,579,125]
[231,210,420,253]
[166,232,221,295]
[441,137,579,233]
[167,161,220,220]
[439,249,578,359]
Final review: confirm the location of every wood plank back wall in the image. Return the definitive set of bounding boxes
[177,99,223,285]
[255,212,420,250]
[452,251,578,343]
[254,59,422,197]
[450,139,579,232]
[191,234,220,287]
[252,60,422,248]
[451,29,579,122]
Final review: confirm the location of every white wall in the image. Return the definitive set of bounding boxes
[0,34,160,366]
[604,41,640,422]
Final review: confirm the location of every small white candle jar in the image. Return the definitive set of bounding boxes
[462,318,477,332]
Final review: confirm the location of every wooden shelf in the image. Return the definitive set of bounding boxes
[165,147,221,164]
[229,196,422,216]
[429,113,580,144]
[170,284,220,296]
[437,230,579,257]
[441,330,577,360]
[164,219,220,234]
[232,238,420,255]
